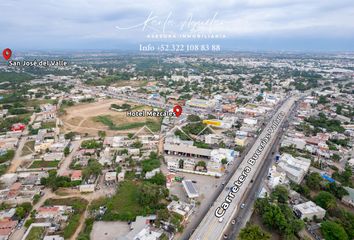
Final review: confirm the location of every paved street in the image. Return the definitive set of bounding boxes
[189,95,297,240]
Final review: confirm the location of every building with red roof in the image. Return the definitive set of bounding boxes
[11,123,25,132]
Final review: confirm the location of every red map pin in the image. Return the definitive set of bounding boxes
[2,48,12,61]
[173,105,183,117]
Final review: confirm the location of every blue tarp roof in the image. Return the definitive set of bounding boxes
[321,174,335,183]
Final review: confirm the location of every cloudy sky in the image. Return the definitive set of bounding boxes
[1,0,354,51]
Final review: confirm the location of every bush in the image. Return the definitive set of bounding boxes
[0,149,15,164]
[315,191,336,209]
[321,221,348,240]
[63,214,81,239]
[81,140,102,149]
[141,152,160,173]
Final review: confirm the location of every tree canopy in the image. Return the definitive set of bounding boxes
[321,221,348,240]
[239,224,271,240]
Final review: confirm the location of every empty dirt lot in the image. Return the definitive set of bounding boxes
[91,221,130,240]
[60,99,160,136]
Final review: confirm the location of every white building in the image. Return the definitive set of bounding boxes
[277,153,311,184]
[293,201,326,220]
[79,184,95,193]
[210,148,236,163]
[112,136,131,148]
[145,168,160,179]
[348,158,354,173]
[116,215,162,240]
[267,166,287,189]
[243,118,258,125]
[167,201,194,221]
[105,172,117,182]
[205,134,223,145]
[281,137,306,150]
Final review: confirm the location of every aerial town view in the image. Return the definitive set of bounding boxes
[0,1,354,240]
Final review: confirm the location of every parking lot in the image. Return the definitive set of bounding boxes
[91,221,130,240]
[169,171,222,203]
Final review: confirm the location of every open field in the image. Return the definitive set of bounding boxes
[26,227,45,240]
[60,99,161,136]
[112,79,148,87]
[29,160,60,169]
[21,140,35,156]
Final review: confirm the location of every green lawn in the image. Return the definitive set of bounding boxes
[41,121,56,129]
[29,160,60,169]
[26,227,45,240]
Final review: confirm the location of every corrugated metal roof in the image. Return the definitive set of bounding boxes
[164,143,212,157]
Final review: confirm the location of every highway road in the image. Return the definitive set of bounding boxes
[189,95,297,240]
[224,99,298,240]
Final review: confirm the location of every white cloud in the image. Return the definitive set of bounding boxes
[0,0,353,49]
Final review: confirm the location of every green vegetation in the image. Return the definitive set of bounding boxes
[95,115,161,132]
[141,152,161,173]
[239,224,271,240]
[92,180,168,221]
[82,159,102,179]
[332,166,353,187]
[64,146,70,157]
[321,220,348,240]
[256,95,263,102]
[290,182,311,199]
[110,103,131,111]
[305,113,345,133]
[305,172,323,191]
[327,208,354,239]
[331,153,341,162]
[40,170,81,190]
[327,138,350,147]
[292,171,349,200]
[193,141,211,149]
[41,121,56,129]
[64,131,76,140]
[270,185,288,204]
[25,227,45,240]
[29,160,60,169]
[15,202,32,219]
[255,187,304,239]
[279,145,313,160]
[324,182,348,199]
[196,161,206,168]
[86,72,133,86]
[315,191,336,209]
[0,72,34,90]
[77,218,94,240]
[33,194,41,204]
[147,172,166,186]
[81,139,102,149]
[0,149,15,163]
[0,165,8,177]
[156,209,184,232]
[318,95,330,104]
[290,70,320,91]
[187,114,201,122]
[44,197,88,239]
[182,122,211,135]
[174,129,192,140]
[21,141,35,156]
[131,140,143,148]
